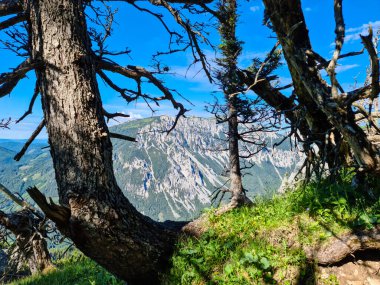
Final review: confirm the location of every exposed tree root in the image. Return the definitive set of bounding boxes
[306,225,380,265]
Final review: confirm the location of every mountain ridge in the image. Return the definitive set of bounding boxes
[0,116,302,220]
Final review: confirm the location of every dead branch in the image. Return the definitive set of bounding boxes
[327,0,344,98]
[27,187,70,227]
[103,108,130,122]
[14,119,45,161]
[361,27,380,100]
[152,0,213,82]
[109,132,136,142]
[97,59,188,132]
[0,117,11,128]
[0,0,22,17]
[0,183,43,219]
[16,80,39,123]
[0,13,25,30]
[0,59,41,98]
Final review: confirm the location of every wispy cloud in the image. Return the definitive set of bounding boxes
[320,64,359,77]
[305,7,312,12]
[335,64,360,73]
[344,20,380,43]
[250,6,260,13]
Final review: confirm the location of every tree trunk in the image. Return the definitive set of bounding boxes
[0,210,53,275]
[217,0,250,207]
[24,0,179,283]
[228,96,246,206]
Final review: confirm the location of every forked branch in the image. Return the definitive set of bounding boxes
[0,59,41,98]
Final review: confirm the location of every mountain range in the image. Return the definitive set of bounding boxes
[0,116,303,221]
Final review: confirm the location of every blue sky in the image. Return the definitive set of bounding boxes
[0,0,379,139]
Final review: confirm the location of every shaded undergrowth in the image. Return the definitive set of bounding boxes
[8,251,123,285]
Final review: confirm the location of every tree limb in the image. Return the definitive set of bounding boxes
[0,0,22,17]
[361,27,380,100]
[103,108,130,122]
[0,13,25,30]
[26,187,70,227]
[16,80,39,123]
[152,0,213,82]
[14,119,45,161]
[109,132,136,142]
[97,59,188,132]
[327,0,345,98]
[0,183,43,219]
[0,59,42,98]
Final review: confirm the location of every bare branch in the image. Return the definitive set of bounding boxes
[153,0,213,82]
[14,119,45,161]
[361,26,380,100]
[109,132,136,142]
[0,0,22,17]
[0,59,42,98]
[327,0,345,98]
[16,80,39,123]
[0,183,43,218]
[0,13,25,30]
[103,108,130,122]
[0,117,11,128]
[27,187,70,227]
[97,59,188,132]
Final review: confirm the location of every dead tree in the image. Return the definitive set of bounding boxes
[0,0,213,284]
[0,184,53,279]
[259,0,380,178]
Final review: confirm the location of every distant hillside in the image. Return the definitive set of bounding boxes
[0,116,303,221]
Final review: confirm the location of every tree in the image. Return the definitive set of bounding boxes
[259,0,380,179]
[0,0,212,284]
[207,0,278,209]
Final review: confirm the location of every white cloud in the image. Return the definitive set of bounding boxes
[344,20,380,43]
[320,64,359,77]
[250,6,260,13]
[305,7,312,12]
[335,64,359,73]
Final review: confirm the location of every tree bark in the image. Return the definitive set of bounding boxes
[25,0,179,283]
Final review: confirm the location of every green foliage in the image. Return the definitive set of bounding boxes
[163,171,380,284]
[9,252,123,285]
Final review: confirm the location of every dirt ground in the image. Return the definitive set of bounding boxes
[317,252,380,285]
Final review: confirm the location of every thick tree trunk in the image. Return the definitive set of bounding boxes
[24,0,179,283]
[0,210,53,275]
[263,0,380,173]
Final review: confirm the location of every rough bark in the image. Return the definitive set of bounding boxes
[0,210,53,275]
[24,0,180,283]
[263,0,380,173]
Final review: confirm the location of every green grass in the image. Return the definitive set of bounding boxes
[9,252,123,285]
[9,171,380,285]
[163,170,380,284]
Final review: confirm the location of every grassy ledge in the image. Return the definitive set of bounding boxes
[9,171,380,285]
[163,171,380,284]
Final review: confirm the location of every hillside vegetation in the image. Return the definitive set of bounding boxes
[9,172,380,284]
